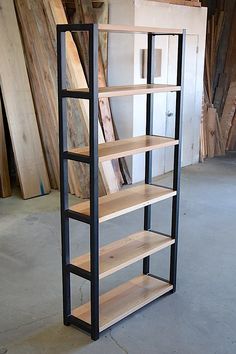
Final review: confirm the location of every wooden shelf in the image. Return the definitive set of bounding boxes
[69,184,176,223]
[72,275,173,331]
[69,135,178,162]
[72,231,174,279]
[66,84,181,98]
[98,24,183,35]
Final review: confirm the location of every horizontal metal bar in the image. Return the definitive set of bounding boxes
[147,274,170,284]
[67,264,91,281]
[149,229,172,238]
[67,315,91,334]
[63,151,91,164]
[57,24,93,33]
[65,209,91,224]
[62,89,90,100]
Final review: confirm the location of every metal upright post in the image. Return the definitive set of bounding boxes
[170,30,186,291]
[57,28,71,325]
[143,33,155,275]
[89,24,99,341]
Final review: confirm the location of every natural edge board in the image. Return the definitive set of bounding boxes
[69,135,179,162]
[72,230,175,279]
[72,274,173,331]
[69,183,176,223]
[67,84,181,98]
[98,24,183,34]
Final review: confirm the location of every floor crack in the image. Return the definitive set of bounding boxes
[0,312,58,335]
[109,329,128,354]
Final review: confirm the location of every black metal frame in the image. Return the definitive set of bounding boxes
[57,23,185,341]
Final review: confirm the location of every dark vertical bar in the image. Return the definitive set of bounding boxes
[143,33,155,275]
[89,24,99,341]
[57,27,71,324]
[170,30,186,292]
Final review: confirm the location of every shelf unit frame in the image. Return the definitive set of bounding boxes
[57,23,186,341]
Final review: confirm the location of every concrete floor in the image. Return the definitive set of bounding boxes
[0,156,236,354]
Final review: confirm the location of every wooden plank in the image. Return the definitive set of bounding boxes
[72,231,175,279]
[47,0,121,195]
[70,184,176,223]
[207,107,216,158]
[68,84,181,98]
[98,24,184,34]
[72,275,173,331]
[0,0,50,199]
[141,0,201,7]
[220,82,236,150]
[226,111,236,151]
[69,135,179,162]
[0,97,11,198]
[72,0,125,186]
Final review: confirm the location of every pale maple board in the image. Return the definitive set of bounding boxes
[72,274,173,331]
[0,98,11,197]
[72,230,175,279]
[69,135,178,162]
[68,84,181,98]
[98,23,184,34]
[70,184,176,223]
[0,0,50,199]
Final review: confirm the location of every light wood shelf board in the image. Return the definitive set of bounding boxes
[69,184,176,223]
[72,274,173,331]
[72,230,175,279]
[98,24,184,34]
[67,84,181,98]
[69,135,178,162]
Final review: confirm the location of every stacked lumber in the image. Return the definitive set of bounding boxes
[201,0,236,159]
[65,0,130,184]
[0,0,50,199]
[15,0,123,198]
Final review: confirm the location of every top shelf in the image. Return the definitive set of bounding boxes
[98,24,184,35]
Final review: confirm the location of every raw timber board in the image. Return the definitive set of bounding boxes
[0,0,50,199]
[47,0,121,194]
[72,0,126,185]
[0,97,11,197]
[15,0,88,196]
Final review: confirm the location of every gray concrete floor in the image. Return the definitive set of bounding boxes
[0,156,236,354]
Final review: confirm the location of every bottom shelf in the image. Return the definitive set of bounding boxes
[72,275,173,332]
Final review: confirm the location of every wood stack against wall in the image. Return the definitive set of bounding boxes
[0,0,127,199]
[201,0,236,160]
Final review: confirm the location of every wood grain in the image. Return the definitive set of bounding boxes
[68,84,181,98]
[70,183,176,223]
[0,0,50,199]
[72,231,175,278]
[0,97,11,197]
[98,24,184,34]
[48,0,120,195]
[69,135,178,162]
[72,275,173,331]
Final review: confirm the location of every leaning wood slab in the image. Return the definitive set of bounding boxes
[0,0,50,199]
